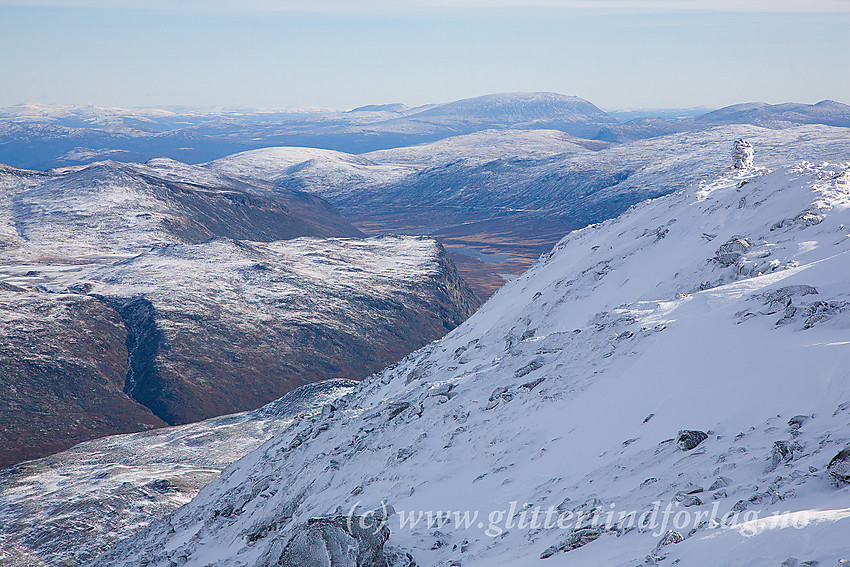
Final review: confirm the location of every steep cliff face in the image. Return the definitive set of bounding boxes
[0,290,165,469]
[93,161,850,567]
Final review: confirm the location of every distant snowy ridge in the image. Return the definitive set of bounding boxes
[207,125,850,213]
[204,125,850,267]
[94,151,850,566]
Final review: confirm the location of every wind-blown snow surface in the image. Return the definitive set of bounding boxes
[0,380,356,567]
[95,161,850,566]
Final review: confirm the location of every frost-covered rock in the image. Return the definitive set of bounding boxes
[276,514,391,567]
[540,527,604,559]
[827,448,850,485]
[769,440,801,471]
[655,530,685,550]
[715,236,751,267]
[677,430,709,451]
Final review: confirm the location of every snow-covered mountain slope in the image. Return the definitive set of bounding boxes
[300,125,850,216]
[205,147,415,202]
[95,159,850,567]
[409,93,611,124]
[371,93,617,139]
[698,100,850,129]
[206,124,850,229]
[0,379,356,567]
[0,158,360,258]
[203,129,608,203]
[363,128,610,167]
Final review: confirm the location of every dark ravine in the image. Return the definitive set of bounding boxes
[112,295,169,422]
[0,290,166,469]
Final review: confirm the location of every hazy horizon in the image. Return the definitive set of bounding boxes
[1,1,848,111]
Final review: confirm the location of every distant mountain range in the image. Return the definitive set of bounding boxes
[597,99,850,142]
[2,93,848,169]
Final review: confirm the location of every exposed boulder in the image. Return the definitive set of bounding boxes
[674,493,703,507]
[769,440,801,471]
[788,415,810,431]
[827,448,850,485]
[761,286,818,315]
[771,208,825,231]
[655,530,685,550]
[677,430,708,451]
[715,236,751,267]
[802,300,848,329]
[540,526,604,559]
[277,508,412,567]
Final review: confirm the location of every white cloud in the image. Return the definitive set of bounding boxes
[1,0,848,12]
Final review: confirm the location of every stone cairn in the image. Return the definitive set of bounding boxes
[732,138,754,169]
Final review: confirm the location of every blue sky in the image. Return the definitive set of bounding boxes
[1,1,848,110]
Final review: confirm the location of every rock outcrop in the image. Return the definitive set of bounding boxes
[827,448,850,485]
